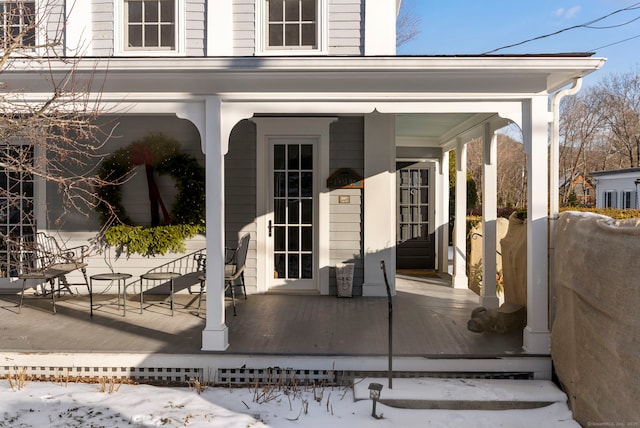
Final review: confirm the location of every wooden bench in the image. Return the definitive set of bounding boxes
[11,232,89,314]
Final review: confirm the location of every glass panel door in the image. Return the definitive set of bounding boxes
[269,138,316,290]
[396,163,435,269]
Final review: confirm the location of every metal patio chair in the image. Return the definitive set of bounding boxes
[196,233,249,316]
[11,232,89,314]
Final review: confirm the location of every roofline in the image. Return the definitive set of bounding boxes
[7,54,606,73]
[590,167,640,176]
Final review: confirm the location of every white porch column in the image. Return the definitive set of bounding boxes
[481,126,499,308]
[522,95,551,354]
[452,139,468,289]
[201,97,229,351]
[363,111,396,296]
[437,151,450,274]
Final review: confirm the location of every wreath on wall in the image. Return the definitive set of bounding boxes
[96,133,206,256]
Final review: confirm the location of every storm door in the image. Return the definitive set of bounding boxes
[396,162,435,269]
[268,138,317,290]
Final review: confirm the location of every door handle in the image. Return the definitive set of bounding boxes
[268,220,272,237]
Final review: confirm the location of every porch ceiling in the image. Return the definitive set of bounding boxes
[395,112,511,149]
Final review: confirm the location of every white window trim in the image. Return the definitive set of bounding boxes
[255,0,328,56]
[253,117,334,295]
[114,0,186,56]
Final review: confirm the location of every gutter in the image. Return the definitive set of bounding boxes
[548,77,582,322]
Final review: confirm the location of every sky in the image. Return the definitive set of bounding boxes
[397,0,640,85]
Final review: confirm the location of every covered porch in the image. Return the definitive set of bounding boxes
[4,54,605,362]
[1,274,547,382]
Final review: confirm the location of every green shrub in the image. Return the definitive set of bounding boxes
[104,224,205,258]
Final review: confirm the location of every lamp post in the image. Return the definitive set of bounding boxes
[368,382,383,419]
[635,179,640,209]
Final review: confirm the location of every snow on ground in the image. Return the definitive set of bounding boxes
[0,378,580,427]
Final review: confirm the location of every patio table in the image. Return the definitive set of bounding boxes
[139,272,181,316]
[89,272,132,317]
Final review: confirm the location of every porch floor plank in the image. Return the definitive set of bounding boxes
[0,275,523,357]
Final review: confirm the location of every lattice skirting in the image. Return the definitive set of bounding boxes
[0,353,551,385]
[2,365,203,384]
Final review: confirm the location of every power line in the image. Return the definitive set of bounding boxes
[585,15,640,29]
[591,33,640,51]
[483,2,640,54]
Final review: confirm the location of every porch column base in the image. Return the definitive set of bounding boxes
[480,295,500,309]
[452,274,468,289]
[523,326,550,354]
[362,283,390,297]
[201,326,229,351]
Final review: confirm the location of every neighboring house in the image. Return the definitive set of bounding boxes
[560,173,595,206]
[0,0,605,356]
[590,167,640,209]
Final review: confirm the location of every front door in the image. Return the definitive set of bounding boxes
[396,162,435,269]
[268,138,317,290]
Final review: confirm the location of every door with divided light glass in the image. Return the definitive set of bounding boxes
[268,138,317,291]
[396,162,435,269]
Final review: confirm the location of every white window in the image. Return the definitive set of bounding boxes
[267,0,316,48]
[603,191,617,208]
[0,143,35,278]
[257,0,327,55]
[0,1,35,49]
[125,0,175,50]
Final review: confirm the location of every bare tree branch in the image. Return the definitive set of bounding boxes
[396,0,421,48]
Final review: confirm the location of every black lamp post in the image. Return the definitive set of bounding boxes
[368,382,383,419]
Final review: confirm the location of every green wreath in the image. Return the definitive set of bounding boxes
[96,133,205,226]
[95,134,205,255]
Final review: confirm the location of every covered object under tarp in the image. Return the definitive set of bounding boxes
[552,211,640,426]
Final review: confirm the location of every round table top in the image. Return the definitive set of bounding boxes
[141,272,181,280]
[90,272,133,281]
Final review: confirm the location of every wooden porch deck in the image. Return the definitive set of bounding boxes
[0,274,522,357]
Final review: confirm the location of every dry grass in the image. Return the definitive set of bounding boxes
[2,367,136,392]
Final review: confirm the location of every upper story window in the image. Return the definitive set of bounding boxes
[267,0,316,49]
[0,1,36,49]
[125,0,175,50]
[258,0,326,55]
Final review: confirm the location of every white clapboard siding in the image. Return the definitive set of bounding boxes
[233,0,256,55]
[225,120,258,292]
[329,117,364,294]
[91,0,115,55]
[186,0,206,55]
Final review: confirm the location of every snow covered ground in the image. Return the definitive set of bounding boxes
[0,378,580,427]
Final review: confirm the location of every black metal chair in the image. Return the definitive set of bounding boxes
[11,233,89,314]
[196,234,250,316]
[225,234,249,315]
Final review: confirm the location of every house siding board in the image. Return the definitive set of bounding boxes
[92,0,114,55]
[329,117,364,296]
[233,0,255,55]
[186,0,206,55]
[328,0,363,55]
[46,2,65,47]
[225,120,258,292]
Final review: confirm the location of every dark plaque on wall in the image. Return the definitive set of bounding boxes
[327,168,364,189]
